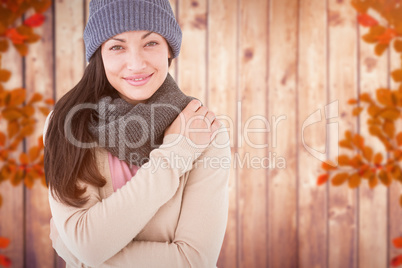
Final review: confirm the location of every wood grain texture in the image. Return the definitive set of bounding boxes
[24,6,55,268]
[55,0,85,99]
[267,0,298,267]
[0,35,25,268]
[177,0,207,102]
[327,1,358,267]
[298,0,328,267]
[357,19,388,268]
[207,0,238,267]
[238,0,269,267]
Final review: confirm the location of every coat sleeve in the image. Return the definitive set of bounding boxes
[50,126,231,268]
[48,132,205,267]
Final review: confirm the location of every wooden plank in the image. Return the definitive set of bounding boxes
[207,0,238,267]
[55,0,85,99]
[177,0,207,101]
[23,6,55,268]
[238,0,269,267]
[327,1,358,268]
[298,0,328,267]
[357,15,388,268]
[0,30,24,268]
[267,0,298,267]
[389,35,402,266]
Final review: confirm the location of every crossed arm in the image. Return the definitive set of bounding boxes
[49,129,231,267]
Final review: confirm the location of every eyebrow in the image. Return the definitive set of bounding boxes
[108,31,154,43]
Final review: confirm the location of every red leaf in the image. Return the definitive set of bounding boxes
[391,254,402,267]
[376,28,397,44]
[5,28,28,45]
[23,13,45,27]
[357,13,378,27]
[393,237,402,248]
[0,255,11,268]
[317,173,329,186]
[0,237,10,249]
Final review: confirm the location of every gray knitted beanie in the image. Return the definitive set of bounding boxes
[84,0,182,62]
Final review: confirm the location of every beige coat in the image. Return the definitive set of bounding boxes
[48,128,231,268]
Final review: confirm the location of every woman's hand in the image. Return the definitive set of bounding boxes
[164,99,221,147]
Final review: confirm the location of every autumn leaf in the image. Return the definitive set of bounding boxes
[322,161,337,170]
[339,139,354,150]
[383,120,395,138]
[0,69,11,82]
[374,152,383,165]
[362,146,373,161]
[397,132,402,146]
[338,155,351,166]
[0,39,8,52]
[0,132,5,147]
[369,175,378,189]
[2,107,23,121]
[0,255,11,268]
[348,173,361,188]
[357,13,378,27]
[360,92,373,103]
[395,40,402,52]
[351,1,369,13]
[375,43,388,56]
[352,134,364,149]
[5,28,28,44]
[14,43,28,56]
[19,152,28,165]
[44,98,54,105]
[376,88,395,106]
[391,69,402,82]
[368,104,382,117]
[352,107,363,116]
[376,28,397,44]
[317,173,329,186]
[39,106,50,116]
[379,108,399,121]
[378,170,392,186]
[391,254,402,267]
[24,13,45,27]
[28,92,42,104]
[8,88,26,106]
[331,172,349,186]
[28,146,40,161]
[7,120,19,138]
[33,0,52,13]
[0,237,10,249]
[348,98,358,104]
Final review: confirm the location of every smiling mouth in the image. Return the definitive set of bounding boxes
[123,73,153,86]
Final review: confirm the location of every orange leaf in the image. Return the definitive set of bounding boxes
[331,172,349,186]
[0,69,11,82]
[345,130,352,140]
[369,175,378,189]
[0,237,10,249]
[2,108,23,121]
[357,13,378,27]
[368,104,381,117]
[14,43,28,56]
[24,174,34,189]
[374,152,383,165]
[0,255,11,268]
[21,105,34,117]
[383,120,395,138]
[352,134,364,149]
[317,173,329,186]
[369,125,383,137]
[19,124,34,137]
[321,161,337,170]
[351,1,369,13]
[7,121,19,139]
[348,173,361,188]
[0,39,8,52]
[28,146,40,162]
[375,43,388,56]
[397,132,402,146]
[379,108,399,121]
[376,28,397,44]
[44,98,54,105]
[348,98,358,105]
[352,107,363,116]
[391,254,402,267]
[395,40,402,52]
[338,155,351,166]
[8,88,26,107]
[360,93,373,103]
[19,152,28,165]
[0,132,5,147]
[394,237,402,248]
[391,69,402,82]
[362,146,373,162]
[33,0,52,13]
[24,13,45,27]
[28,92,42,104]
[376,88,395,107]
[39,106,50,116]
[378,170,392,186]
[339,139,354,150]
[5,28,28,44]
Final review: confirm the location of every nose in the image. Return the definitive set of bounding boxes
[126,49,146,71]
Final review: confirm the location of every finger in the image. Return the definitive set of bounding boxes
[196,106,208,116]
[186,99,202,112]
[204,111,216,125]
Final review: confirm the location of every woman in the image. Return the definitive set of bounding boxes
[44,0,231,267]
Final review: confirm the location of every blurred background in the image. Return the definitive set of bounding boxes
[0,0,401,267]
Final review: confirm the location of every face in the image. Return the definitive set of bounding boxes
[101,31,171,105]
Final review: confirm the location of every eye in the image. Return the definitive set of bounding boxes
[110,45,123,51]
[145,41,158,47]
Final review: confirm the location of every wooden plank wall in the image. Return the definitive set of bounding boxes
[0,0,400,267]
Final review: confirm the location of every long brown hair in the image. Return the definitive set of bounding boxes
[44,48,114,207]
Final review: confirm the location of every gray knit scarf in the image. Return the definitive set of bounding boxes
[89,73,196,167]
